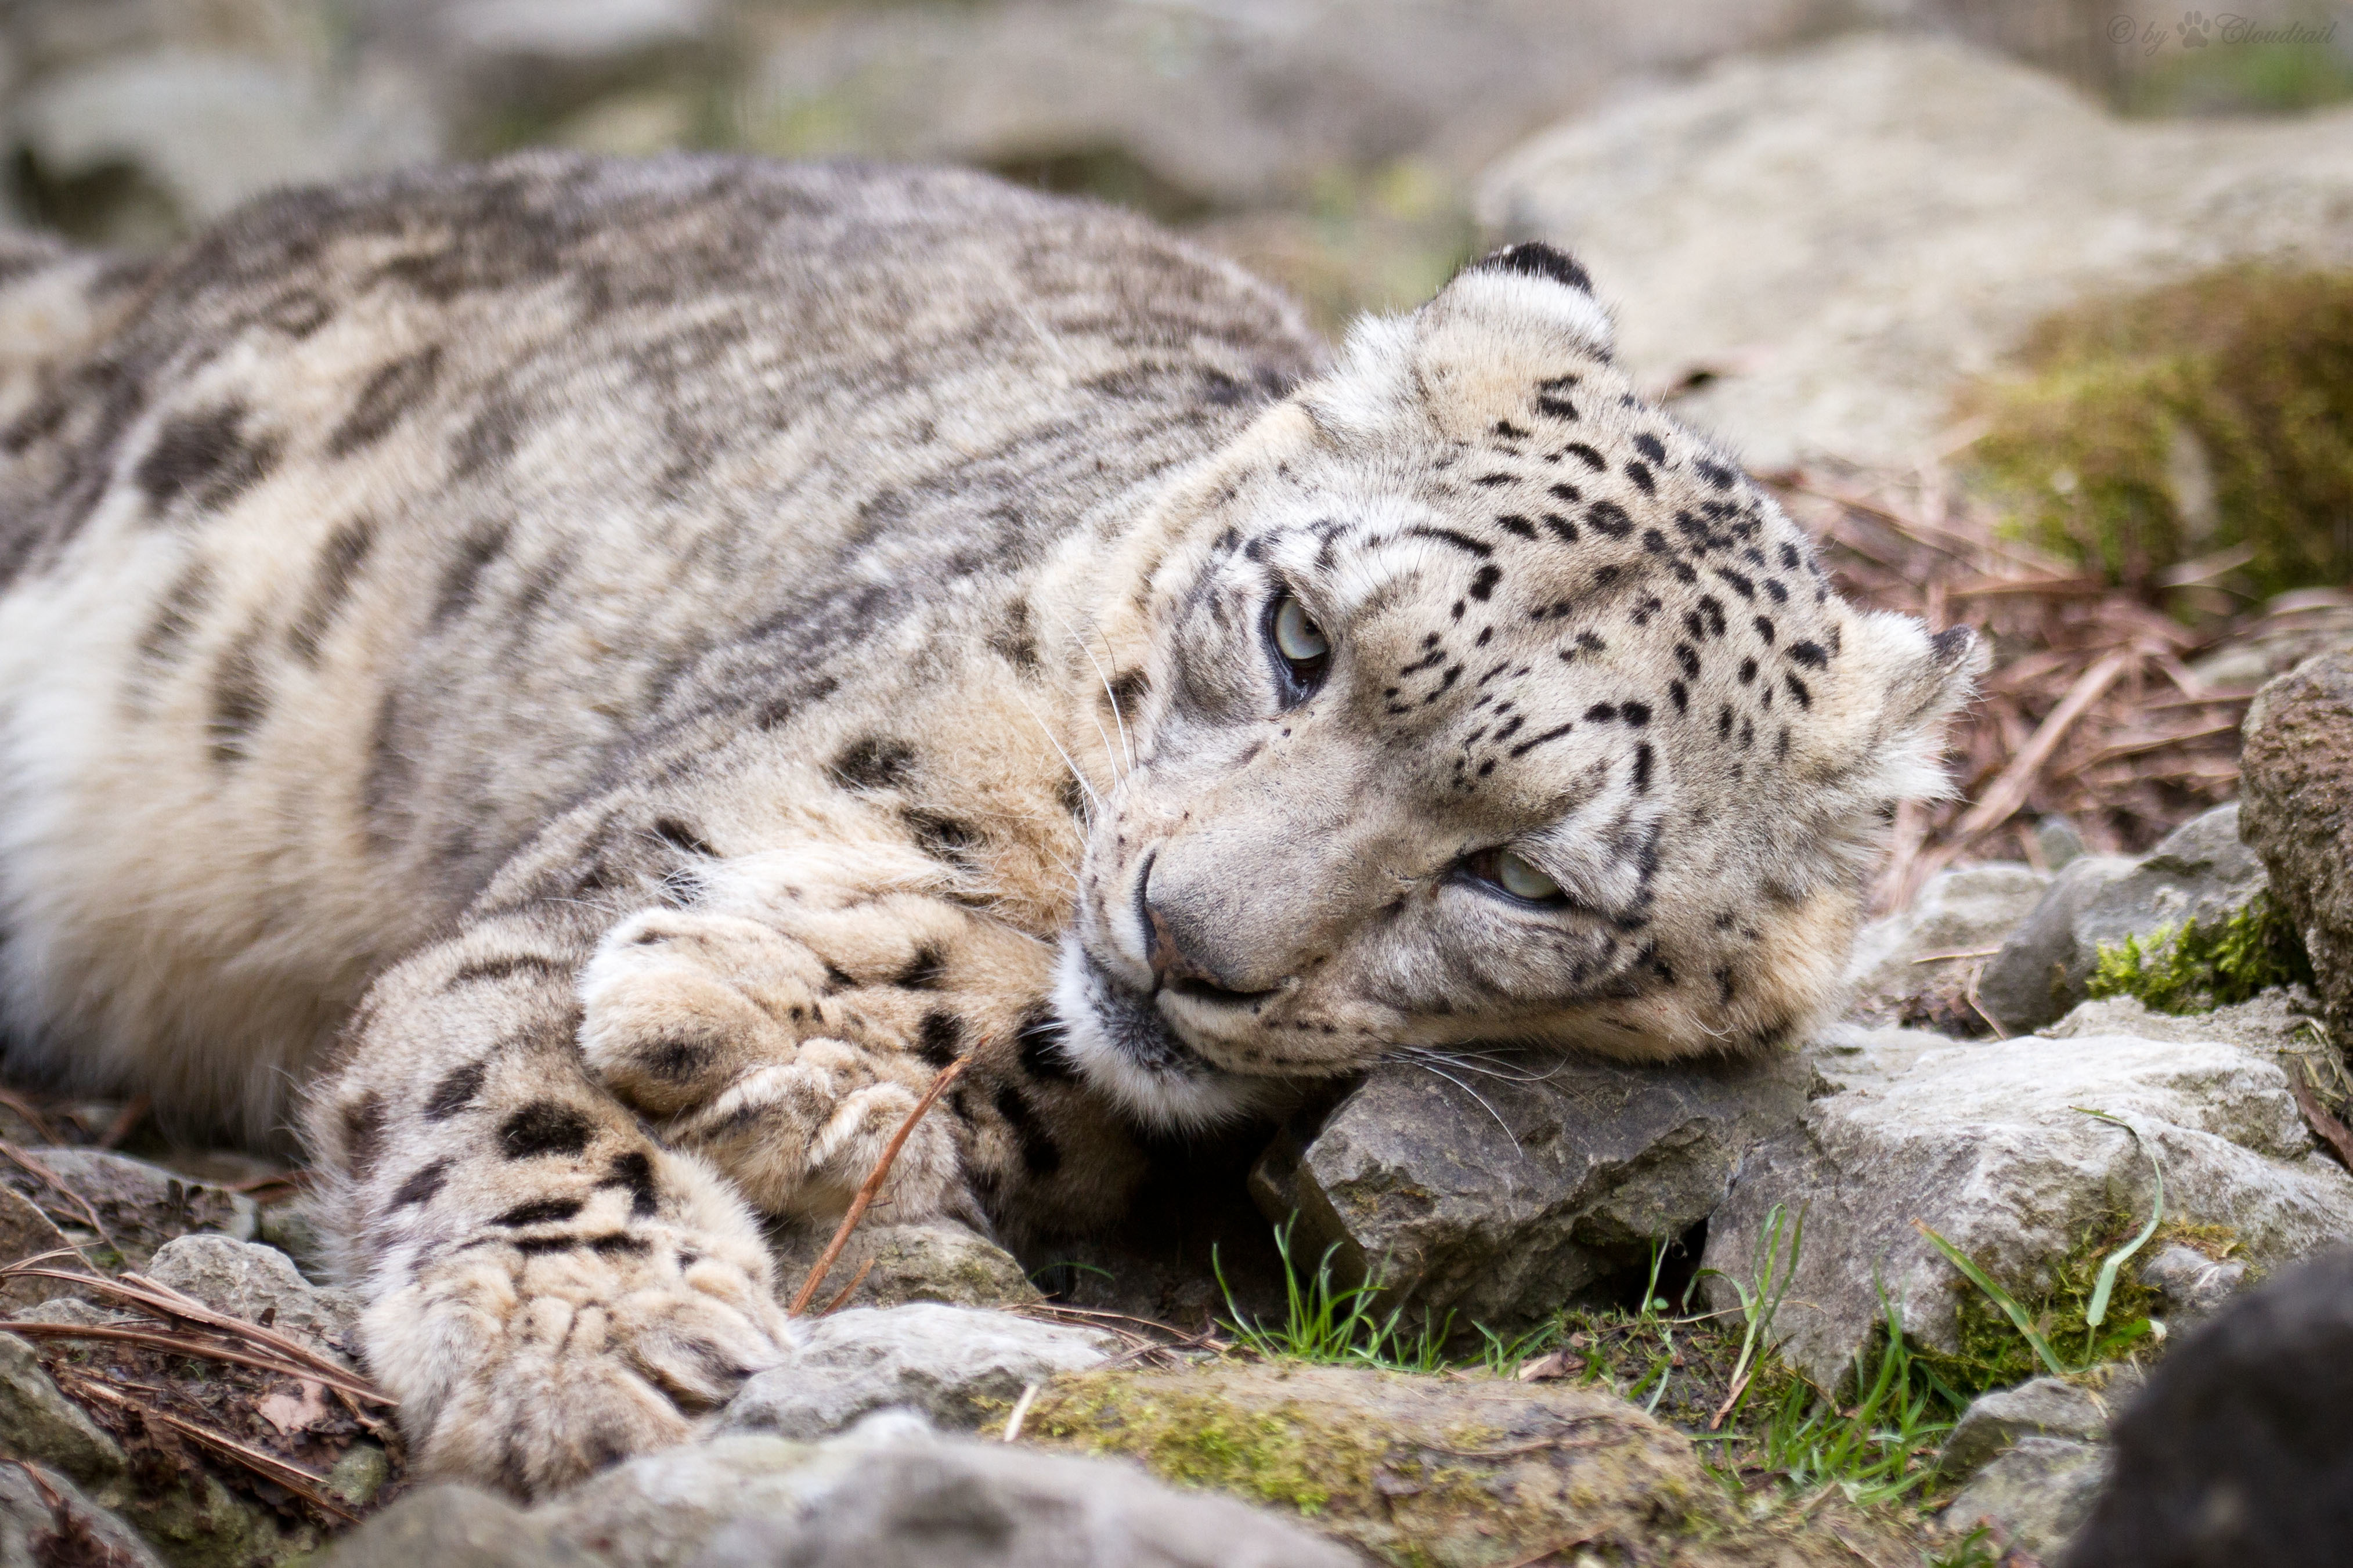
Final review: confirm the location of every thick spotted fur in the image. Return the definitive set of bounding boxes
[0,156,1979,1496]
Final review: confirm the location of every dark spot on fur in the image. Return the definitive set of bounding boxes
[1625,461,1655,494]
[496,1197,583,1227]
[1495,515,1538,540]
[905,811,980,864]
[1668,679,1688,713]
[424,1061,487,1121]
[1469,563,1503,601]
[638,1038,712,1082]
[389,1160,448,1209]
[898,945,948,989]
[136,562,214,670]
[833,735,916,792]
[1632,742,1655,793]
[499,1101,596,1159]
[1784,673,1812,709]
[434,525,510,625]
[329,347,443,457]
[652,818,715,858]
[136,404,280,514]
[1408,526,1493,558]
[1508,722,1574,759]
[993,1083,1062,1177]
[1633,433,1666,463]
[450,954,568,988]
[205,628,269,764]
[287,516,375,666]
[915,1010,963,1067]
[1753,616,1775,645]
[341,1093,386,1179]
[1015,1007,1075,1081]
[598,1151,660,1217]
[1586,501,1633,538]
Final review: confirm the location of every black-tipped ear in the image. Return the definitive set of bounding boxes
[1470,241,1593,295]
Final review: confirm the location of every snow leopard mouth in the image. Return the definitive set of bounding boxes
[1049,938,1284,1130]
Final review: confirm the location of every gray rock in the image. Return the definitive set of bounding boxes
[766,1220,1039,1313]
[0,1458,163,1568]
[1939,1376,2114,1482]
[319,1484,590,1568]
[1938,1435,2108,1560]
[741,0,1842,215]
[2039,987,2320,1058]
[1974,854,2138,1034]
[0,1331,128,1489]
[1843,861,2047,1032]
[0,1147,254,1269]
[2035,816,2088,872]
[144,1234,360,1358]
[2187,592,2353,692]
[1702,1025,2353,1388]
[1980,805,2266,1033]
[2240,650,2353,1045]
[1477,35,2353,470]
[723,1303,1115,1439]
[330,1417,1355,1568]
[1273,1047,1810,1328]
[2138,1242,2248,1327]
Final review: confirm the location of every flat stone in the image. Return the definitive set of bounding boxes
[767,1220,1040,1313]
[143,1235,360,1360]
[2067,1247,2353,1566]
[1024,1360,1911,1567]
[334,1418,1355,1568]
[1273,1047,1810,1328]
[2240,651,2353,1045]
[0,1147,254,1270]
[0,1458,164,1568]
[1981,805,2266,1034]
[1477,35,2353,469]
[1702,1026,2353,1388]
[1939,1376,2114,1482]
[1844,862,2048,1032]
[722,1303,1116,1439]
[1938,1435,2109,1561]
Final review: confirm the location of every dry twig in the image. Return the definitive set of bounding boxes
[787,1055,970,1316]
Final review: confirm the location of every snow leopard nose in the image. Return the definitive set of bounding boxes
[1141,853,1271,999]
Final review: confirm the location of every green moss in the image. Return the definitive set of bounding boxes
[1029,1379,1394,1516]
[1961,267,2353,603]
[1913,1216,2165,1396]
[2087,891,2314,1014]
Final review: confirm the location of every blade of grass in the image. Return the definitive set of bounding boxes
[1911,1220,2068,1379]
[2071,1107,2166,1336]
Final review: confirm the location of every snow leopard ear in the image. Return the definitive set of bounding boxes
[1430,242,1616,362]
[1294,241,1614,445]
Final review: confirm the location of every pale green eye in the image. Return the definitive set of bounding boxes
[1272,595,1329,663]
[1495,851,1560,901]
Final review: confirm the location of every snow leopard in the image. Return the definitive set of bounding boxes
[0,153,1979,1496]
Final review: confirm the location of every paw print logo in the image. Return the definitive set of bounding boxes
[2178,10,2213,46]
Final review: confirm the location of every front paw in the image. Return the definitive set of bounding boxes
[580,910,961,1223]
[366,1180,795,1497]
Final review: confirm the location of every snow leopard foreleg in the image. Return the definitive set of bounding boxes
[304,916,795,1498]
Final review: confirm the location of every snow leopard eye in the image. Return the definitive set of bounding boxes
[1265,593,1330,704]
[1466,848,1564,904]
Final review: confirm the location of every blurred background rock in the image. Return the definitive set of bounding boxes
[5,0,2352,870]
[3,0,2347,328]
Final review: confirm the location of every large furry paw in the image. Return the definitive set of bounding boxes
[365,1181,795,1499]
[579,909,963,1223]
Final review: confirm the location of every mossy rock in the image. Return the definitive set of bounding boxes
[1022,1360,1910,1567]
[1960,266,2353,602]
[2087,889,2316,1016]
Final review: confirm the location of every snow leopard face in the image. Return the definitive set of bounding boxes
[1056,247,1981,1126]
